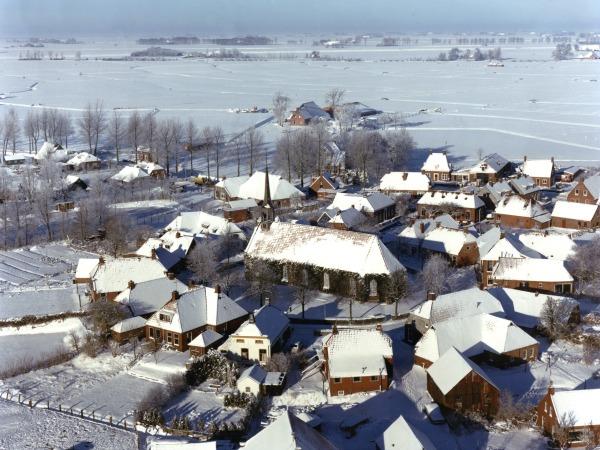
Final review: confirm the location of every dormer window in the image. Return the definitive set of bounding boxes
[159,312,173,323]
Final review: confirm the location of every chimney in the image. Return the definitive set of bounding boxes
[175,231,181,238]
[249,312,255,324]
[127,280,135,290]
[523,155,527,162]
[332,324,338,335]
[98,256,105,265]
[375,323,383,332]
[167,272,175,280]
[187,279,195,289]
[427,291,437,301]
[215,284,222,298]
[548,383,555,396]
[419,222,425,234]
[171,290,179,301]
[551,156,554,164]
[500,230,505,239]
[150,248,156,259]
[402,172,408,180]
[534,291,539,297]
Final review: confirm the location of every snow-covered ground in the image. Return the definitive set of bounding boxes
[0,285,87,320]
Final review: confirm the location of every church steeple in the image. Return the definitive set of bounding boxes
[260,165,275,229]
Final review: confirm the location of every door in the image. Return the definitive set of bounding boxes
[241,348,249,359]
[259,349,267,363]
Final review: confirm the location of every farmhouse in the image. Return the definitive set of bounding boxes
[478,180,513,207]
[551,200,600,229]
[417,191,485,223]
[134,235,194,271]
[309,173,340,199]
[322,326,393,396]
[520,157,555,187]
[494,195,551,229]
[379,171,430,196]
[288,101,331,126]
[452,153,511,184]
[89,256,169,301]
[478,228,542,286]
[328,191,395,223]
[145,285,249,352]
[566,174,600,204]
[214,170,304,208]
[537,386,600,447]
[65,152,101,171]
[223,198,259,223]
[137,161,166,178]
[406,288,504,342]
[244,221,406,302]
[375,415,437,450]
[236,364,267,396]
[490,257,574,294]
[559,166,585,182]
[110,166,150,184]
[115,277,188,317]
[427,347,500,417]
[221,304,290,364]
[420,226,479,266]
[421,152,452,182]
[414,313,539,368]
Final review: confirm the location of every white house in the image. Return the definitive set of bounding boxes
[375,415,437,450]
[379,171,430,195]
[236,364,267,396]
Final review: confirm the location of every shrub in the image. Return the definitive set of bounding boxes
[185,350,234,386]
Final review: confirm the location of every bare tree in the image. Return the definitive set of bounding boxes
[68,329,82,353]
[158,119,176,175]
[244,127,264,175]
[127,111,143,163]
[385,128,415,170]
[274,129,293,181]
[185,118,198,174]
[421,254,450,295]
[24,110,41,153]
[171,119,183,174]
[143,112,158,159]
[186,242,218,285]
[272,91,290,126]
[91,100,107,154]
[324,88,345,119]
[78,100,106,154]
[109,111,125,162]
[347,130,385,187]
[554,410,577,449]
[568,236,600,296]
[2,108,19,156]
[33,180,55,241]
[103,211,129,256]
[387,270,408,318]
[87,299,124,338]
[201,126,213,178]
[212,126,224,179]
[310,121,330,175]
[541,297,573,341]
[231,136,243,176]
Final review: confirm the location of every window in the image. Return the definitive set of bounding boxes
[159,313,172,323]
[370,375,379,381]
[337,390,345,396]
[369,279,378,297]
[154,328,161,340]
[521,349,527,358]
[186,332,192,344]
[529,347,535,358]
[575,189,580,195]
[538,282,543,288]
[166,332,172,343]
[255,339,263,344]
[174,335,179,346]
[542,179,548,185]
[241,348,249,359]
[245,387,251,393]
[353,376,361,383]
[323,272,330,290]
[584,190,588,196]
[236,338,245,343]
[259,349,267,363]
[333,377,341,383]
[281,265,288,283]
[520,281,527,288]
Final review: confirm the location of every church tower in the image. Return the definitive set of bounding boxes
[260,166,275,229]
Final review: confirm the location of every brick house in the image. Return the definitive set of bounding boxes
[420,226,479,266]
[111,316,146,344]
[414,313,539,368]
[74,258,100,284]
[220,304,289,365]
[65,152,101,171]
[145,285,249,352]
[559,166,585,183]
[288,101,331,126]
[421,151,452,182]
[310,173,340,199]
[379,171,430,196]
[451,153,511,185]
[328,192,396,223]
[115,277,189,317]
[322,326,393,396]
[417,191,485,223]
[490,257,574,295]
[551,200,600,229]
[320,207,368,231]
[244,221,406,302]
[427,347,500,417]
[322,141,345,176]
[188,329,224,357]
[566,175,600,204]
[537,386,600,448]
[223,199,259,223]
[494,195,551,229]
[520,156,555,187]
[137,161,166,179]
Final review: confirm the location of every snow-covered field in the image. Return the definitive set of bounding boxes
[1,39,599,169]
[0,286,86,320]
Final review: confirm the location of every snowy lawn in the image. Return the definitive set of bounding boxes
[0,286,87,320]
[0,318,86,373]
[0,399,137,450]
[128,349,189,384]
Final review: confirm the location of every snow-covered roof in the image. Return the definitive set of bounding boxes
[323,142,345,167]
[189,329,223,348]
[582,175,600,199]
[421,152,451,173]
[34,141,68,161]
[66,152,100,166]
[294,101,330,121]
[399,215,459,242]
[467,153,510,174]
[330,192,394,214]
[323,328,393,378]
[115,277,188,316]
[225,198,258,211]
[232,304,289,343]
[488,287,577,329]
[479,181,513,205]
[146,286,248,334]
[494,195,551,222]
[417,191,484,209]
[242,411,338,450]
[550,389,600,427]
[492,257,573,283]
[111,316,147,333]
[75,257,99,280]
[137,161,164,174]
[328,207,367,229]
[65,174,85,187]
[238,364,267,384]
[552,200,599,222]
[479,231,542,262]
[415,313,538,363]
[245,221,405,277]
[215,175,250,198]
[91,256,168,294]
[380,172,430,193]
[410,288,504,324]
[111,166,150,183]
[165,211,244,238]
[135,238,186,270]
[509,176,542,196]
[375,415,437,450]
[517,232,576,261]
[239,171,305,202]
[420,227,478,256]
[521,159,554,179]
[427,347,497,395]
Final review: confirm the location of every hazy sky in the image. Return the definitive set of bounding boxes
[0,0,598,37]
